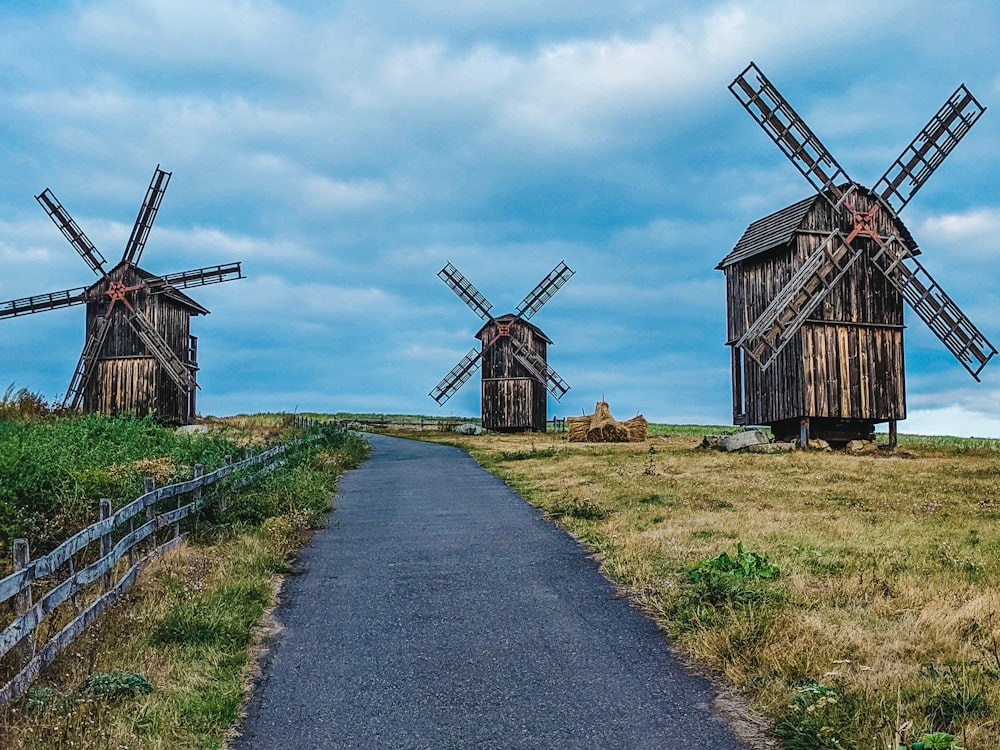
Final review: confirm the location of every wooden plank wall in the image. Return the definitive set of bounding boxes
[84,266,195,423]
[727,190,907,425]
[479,320,548,431]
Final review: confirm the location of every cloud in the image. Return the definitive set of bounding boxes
[900,405,1000,439]
[916,208,1000,254]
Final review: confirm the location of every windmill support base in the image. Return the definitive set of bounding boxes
[771,417,877,448]
[888,420,898,450]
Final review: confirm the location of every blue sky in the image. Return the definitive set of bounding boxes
[2,1,1000,436]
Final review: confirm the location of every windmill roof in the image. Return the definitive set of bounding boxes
[717,185,920,269]
[717,195,815,269]
[475,313,553,344]
[86,262,210,315]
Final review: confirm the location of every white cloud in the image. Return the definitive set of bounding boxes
[900,405,1000,439]
[917,208,1000,250]
[76,0,303,73]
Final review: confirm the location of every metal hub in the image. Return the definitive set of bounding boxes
[103,277,142,314]
[845,204,882,244]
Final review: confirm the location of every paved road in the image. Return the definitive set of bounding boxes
[233,433,749,749]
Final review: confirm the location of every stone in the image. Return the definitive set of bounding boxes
[721,429,769,452]
[807,438,831,451]
[700,435,726,450]
[456,423,484,435]
[846,439,878,454]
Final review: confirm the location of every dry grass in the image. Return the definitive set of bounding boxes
[401,429,1000,748]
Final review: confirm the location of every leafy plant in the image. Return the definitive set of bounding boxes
[82,670,153,699]
[688,542,780,583]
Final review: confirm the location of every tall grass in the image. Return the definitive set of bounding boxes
[0,413,368,749]
[0,412,240,559]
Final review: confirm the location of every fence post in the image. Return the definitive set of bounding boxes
[138,476,155,560]
[221,455,233,513]
[193,464,204,508]
[13,539,35,666]
[100,499,113,590]
[144,477,156,525]
[191,464,204,536]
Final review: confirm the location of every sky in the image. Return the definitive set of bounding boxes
[2,1,1000,437]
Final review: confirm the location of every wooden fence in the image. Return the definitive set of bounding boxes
[0,442,295,704]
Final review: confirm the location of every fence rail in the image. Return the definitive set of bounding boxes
[0,441,294,704]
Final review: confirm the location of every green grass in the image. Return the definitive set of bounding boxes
[0,412,241,558]
[0,407,369,750]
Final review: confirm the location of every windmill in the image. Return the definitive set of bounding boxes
[717,62,996,446]
[0,165,243,424]
[430,261,574,432]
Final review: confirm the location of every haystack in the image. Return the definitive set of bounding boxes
[568,401,648,443]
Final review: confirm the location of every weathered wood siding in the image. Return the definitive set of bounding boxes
[726,188,907,426]
[82,265,196,424]
[478,319,548,431]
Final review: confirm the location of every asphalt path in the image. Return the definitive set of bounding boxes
[233,433,749,749]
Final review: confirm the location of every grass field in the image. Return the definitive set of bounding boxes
[400,426,1000,749]
[3,393,997,749]
[0,404,368,750]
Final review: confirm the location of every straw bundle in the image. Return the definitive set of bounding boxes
[568,401,647,443]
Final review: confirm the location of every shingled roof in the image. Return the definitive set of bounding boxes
[716,195,815,269]
[718,187,920,270]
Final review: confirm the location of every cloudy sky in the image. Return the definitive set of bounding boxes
[2,1,1000,437]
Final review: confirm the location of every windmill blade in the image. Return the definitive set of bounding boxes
[122,165,171,266]
[62,315,114,410]
[870,237,997,380]
[730,62,852,206]
[510,338,570,401]
[36,189,108,275]
[438,263,493,320]
[0,285,90,319]
[125,309,198,392]
[873,85,986,214]
[429,348,482,405]
[737,229,866,369]
[148,262,244,292]
[514,261,575,320]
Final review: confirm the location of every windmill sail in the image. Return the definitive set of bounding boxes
[123,166,171,266]
[511,338,570,400]
[737,230,864,368]
[874,85,985,214]
[0,286,90,319]
[429,348,482,404]
[870,238,997,380]
[63,315,114,409]
[438,263,493,320]
[36,189,107,275]
[515,261,574,320]
[730,62,852,207]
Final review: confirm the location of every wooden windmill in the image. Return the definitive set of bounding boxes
[718,62,996,446]
[0,165,243,424]
[430,261,574,432]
